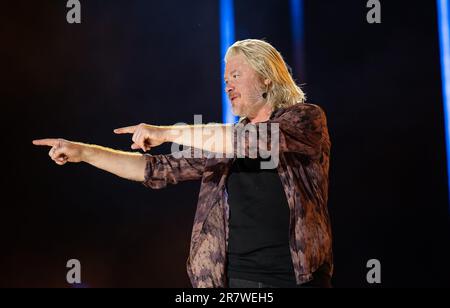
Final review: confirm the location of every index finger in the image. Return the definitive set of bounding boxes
[32,138,59,147]
[114,125,138,134]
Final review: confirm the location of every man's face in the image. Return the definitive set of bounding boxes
[224,54,266,117]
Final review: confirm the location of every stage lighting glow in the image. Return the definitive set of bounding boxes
[220,0,238,124]
[437,0,450,206]
[290,0,305,79]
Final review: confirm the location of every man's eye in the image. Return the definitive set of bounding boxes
[233,74,239,78]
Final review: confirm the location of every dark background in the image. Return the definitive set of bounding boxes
[2,0,450,287]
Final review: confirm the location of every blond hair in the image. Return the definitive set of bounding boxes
[225,39,305,109]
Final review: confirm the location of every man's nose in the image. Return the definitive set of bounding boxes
[225,83,234,93]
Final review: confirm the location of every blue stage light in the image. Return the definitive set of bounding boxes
[437,0,450,205]
[290,0,305,79]
[220,0,238,124]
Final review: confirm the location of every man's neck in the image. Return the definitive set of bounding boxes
[248,104,273,124]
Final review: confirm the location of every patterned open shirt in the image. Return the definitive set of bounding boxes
[142,103,333,288]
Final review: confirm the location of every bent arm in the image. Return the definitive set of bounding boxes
[160,104,326,159]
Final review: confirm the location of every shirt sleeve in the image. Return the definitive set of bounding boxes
[233,103,326,160]
[142,147,207,189]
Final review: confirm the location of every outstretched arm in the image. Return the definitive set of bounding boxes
[32,138,147,182]
[114,123,233,155]
[114,104,326,159]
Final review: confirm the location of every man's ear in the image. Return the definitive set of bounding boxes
[264,79,271,86]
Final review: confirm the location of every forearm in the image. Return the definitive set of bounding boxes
[161,124,234,155]
[82,144,147,182]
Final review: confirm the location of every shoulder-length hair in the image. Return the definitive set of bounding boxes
[225,39,306,110]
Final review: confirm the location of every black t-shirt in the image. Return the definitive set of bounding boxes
[226,157,297,287]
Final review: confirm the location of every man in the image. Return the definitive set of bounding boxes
[33,39,333,288]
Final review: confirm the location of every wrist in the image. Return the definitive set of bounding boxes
[155,125,172,143]
[80,143,95,163]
